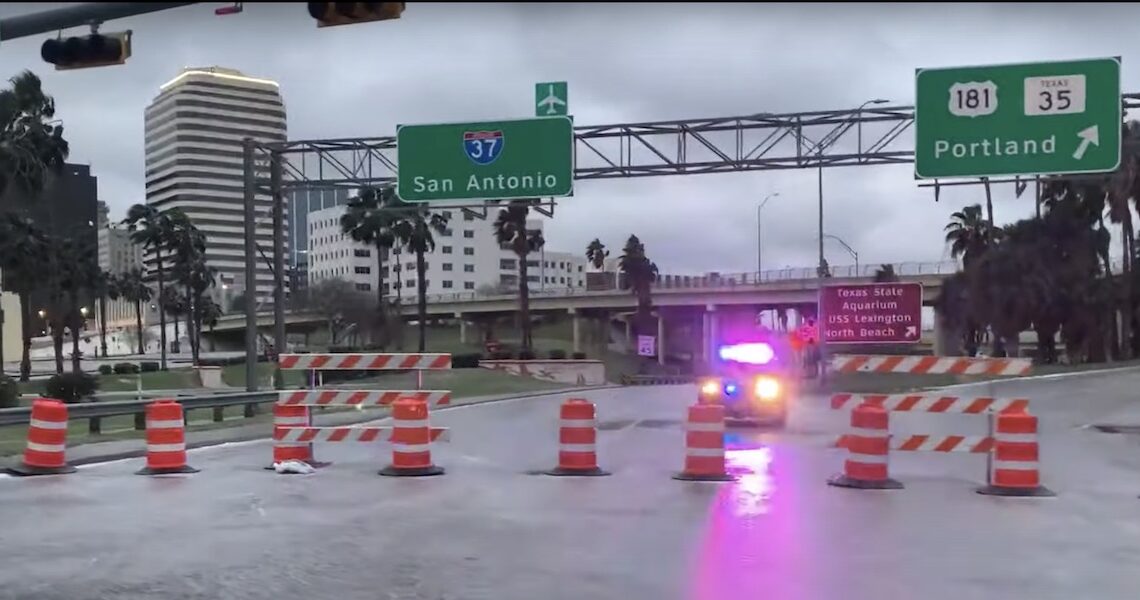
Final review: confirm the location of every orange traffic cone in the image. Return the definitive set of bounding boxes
[266,404,330,470]
[379,398,444,477]
[673,404,734,481]
[7,399,76,476]
[977,411,1054,497]
[545,398,610,476]
[828,403,903,490]
[136,400,199,475]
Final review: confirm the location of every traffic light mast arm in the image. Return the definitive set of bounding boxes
[0,2,198,42]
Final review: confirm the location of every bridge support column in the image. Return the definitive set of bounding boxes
[704,304,718,365]
[624,318,632,352]
[455,313,466,345]
[569,308,580,354]
[932,307,955,356]
[656,312,666,366]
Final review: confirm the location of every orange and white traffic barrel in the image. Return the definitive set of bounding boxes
[673,403,734,482]
[7,398,76,476]
[828,402,903,490]
[379,398,444,477]
[977,410,1054,497]
[267,403,329,470]
[545,398,610,477]
[136,400,199,475]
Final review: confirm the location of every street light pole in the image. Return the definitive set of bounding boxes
[822,234,859,276]
[756,192,779,279]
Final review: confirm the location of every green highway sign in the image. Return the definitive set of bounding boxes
[396,116,574,203]
[536,81,568,116]
[915,57,1122,179]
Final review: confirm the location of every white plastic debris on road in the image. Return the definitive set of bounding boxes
[273,460,315,475]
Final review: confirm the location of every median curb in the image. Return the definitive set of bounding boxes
[55,384,625,468]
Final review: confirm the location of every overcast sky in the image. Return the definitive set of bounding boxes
[0,2,1136,276]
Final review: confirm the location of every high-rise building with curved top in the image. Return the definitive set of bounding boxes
[144,66,287,307]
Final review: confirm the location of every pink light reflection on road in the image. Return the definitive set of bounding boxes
[689,439,814,600]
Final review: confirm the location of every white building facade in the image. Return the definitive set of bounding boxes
[143,66,288,306]
[307,208,585,297]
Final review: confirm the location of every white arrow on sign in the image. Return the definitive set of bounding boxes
[905,326,918,338]
[1073,125,1100,160]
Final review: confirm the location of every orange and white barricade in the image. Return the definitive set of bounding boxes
[977,411,1054,497]
[830,354,1032,377]
[137,400,198,476]
[274,353,452,472]
[673,404,734,482]
[6,399,76,476]
[545,398,609,477]
[828,403,902,489]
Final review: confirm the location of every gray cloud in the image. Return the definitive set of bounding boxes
[0,2,1134,275]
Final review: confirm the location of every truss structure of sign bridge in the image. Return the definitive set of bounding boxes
[253,94,1140,196]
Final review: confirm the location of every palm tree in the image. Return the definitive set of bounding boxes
[118,268,152,355]
[586,238,608,270]
[160,286,185,354]
[618,234,659,338]
[0,214,49,381]
[123,204,176,370]
[198,297,223,352]
[394,203,449,352]
[872,264,899,282]
[340,186,400,347]
[945,204,997,268]
[493,199,544,352]
[0,70,70,201]
[91,270,117,358]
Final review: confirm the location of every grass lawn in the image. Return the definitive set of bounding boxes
[0,368,576,458]
[17,368,203,397]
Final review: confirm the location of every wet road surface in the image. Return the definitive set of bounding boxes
[2,371,1140,599]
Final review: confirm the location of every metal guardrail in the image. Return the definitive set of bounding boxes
[620,374,696,386]
[0,391,278,435]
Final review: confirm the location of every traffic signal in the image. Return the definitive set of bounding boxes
[41,32,132,71]
[307,2,405,28]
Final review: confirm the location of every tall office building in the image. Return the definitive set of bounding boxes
[144,66,288,305]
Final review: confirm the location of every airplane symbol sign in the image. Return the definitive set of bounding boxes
[535,81,568,117]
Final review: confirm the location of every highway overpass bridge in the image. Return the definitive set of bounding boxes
[208,261,959,359]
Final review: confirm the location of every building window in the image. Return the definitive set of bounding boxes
[500,258,517,270]
[463,247,475,256]
[408,279,415,288]
[527,275,540,283]
[463,212,475,221]
[442,263,453,271]
[464,281,475,290]
[578,265,583,272]
[355,266,370,274]
[442,210,453,219]
[355,283,371,292]
[406,262,415,270]
[441,245,453,254]
[526,260,539,268]
[560,277,565,284]
[381,266,389,277]
[354,248,370,257]
[464,264,475,273]
[442,280,453,289]
[441,228,453,237]
[382,283,390,294]
[463,229,474,238]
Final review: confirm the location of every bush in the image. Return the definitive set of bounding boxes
[0,375,18,409]
[548,349,567,360]
[97,364,113,376]
[45,372,99,404]
[112,362,140,375]
[490,350,513,360]
[197,356,244,367]
[140,361,160,373]
[517,349,536,361]
[452,353,483,369]
[571,352,587,360]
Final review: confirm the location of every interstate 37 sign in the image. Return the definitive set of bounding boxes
[821,283,922,345]
[915,57,1121,179]
[396,116,574,203]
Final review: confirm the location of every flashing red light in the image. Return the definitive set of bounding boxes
[215,4,243,16]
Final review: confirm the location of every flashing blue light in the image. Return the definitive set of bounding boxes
[724,382,739,397]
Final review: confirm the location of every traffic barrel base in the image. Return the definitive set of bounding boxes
[672,470,735,482]
[827,473,903,490]
[379,464,445,477]
[6,462,77,477]
[7,399,75,476]
[378,398,444,477]
[137,464,200,476]
[545,399,610,477]
[976,483,1055,497]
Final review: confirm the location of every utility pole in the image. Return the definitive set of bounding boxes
[271,152,286,390]
[756,192,779,279]
[242,138,258,392]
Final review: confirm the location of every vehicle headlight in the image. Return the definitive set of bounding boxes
[754,376,780,401]
[700,379,721,396]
